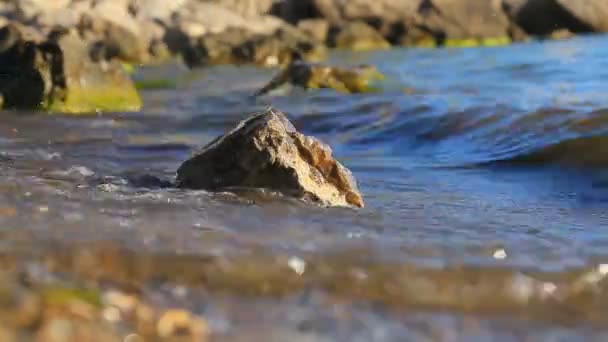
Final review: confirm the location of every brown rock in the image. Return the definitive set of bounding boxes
[297,19,329,43]
[330,21,391,50]
[176,108,364,208]
[416,0,511,40]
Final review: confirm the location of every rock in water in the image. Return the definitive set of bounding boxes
[176,108,364,208]
[0,24,141,113]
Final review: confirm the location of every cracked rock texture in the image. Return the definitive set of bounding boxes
[177,108,364,208]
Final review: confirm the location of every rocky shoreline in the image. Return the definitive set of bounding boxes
[0,0,606,112]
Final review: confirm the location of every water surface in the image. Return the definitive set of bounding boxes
[2,35,608,340]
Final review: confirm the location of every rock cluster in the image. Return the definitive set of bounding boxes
[0,0,606,74]
[177,107,364,208]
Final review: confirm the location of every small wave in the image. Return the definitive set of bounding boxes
[487,135,608,168]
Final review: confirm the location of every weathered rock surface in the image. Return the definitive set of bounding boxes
[0,24,141,113]
[176,108,364,208]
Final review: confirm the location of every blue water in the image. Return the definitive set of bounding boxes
[2,35,608,340]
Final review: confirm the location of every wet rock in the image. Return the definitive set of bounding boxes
[0,24,141,113]
[329,21,390,50]
[176,108,364,208]
[297,19,329,43]
[254,59,385,95]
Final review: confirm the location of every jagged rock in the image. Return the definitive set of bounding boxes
[254,59,385,95]
[329,21,390,50]
[0,24,141,113]
[176,108,364,208]
[502,0,604,36]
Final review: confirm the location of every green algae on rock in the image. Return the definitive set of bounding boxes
[177,107,364,208]
[0,24,141,113]
[255,58,385,96]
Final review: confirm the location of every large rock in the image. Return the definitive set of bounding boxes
[0,24,141,113]
[502,0,603,36]
[176,108,364,208]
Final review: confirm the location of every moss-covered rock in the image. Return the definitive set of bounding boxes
[255,59,385,95]
[0,24,141,113]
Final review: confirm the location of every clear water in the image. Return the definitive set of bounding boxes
[2,35,608,340]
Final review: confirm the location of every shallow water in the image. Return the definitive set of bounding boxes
[2,35,608,340]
